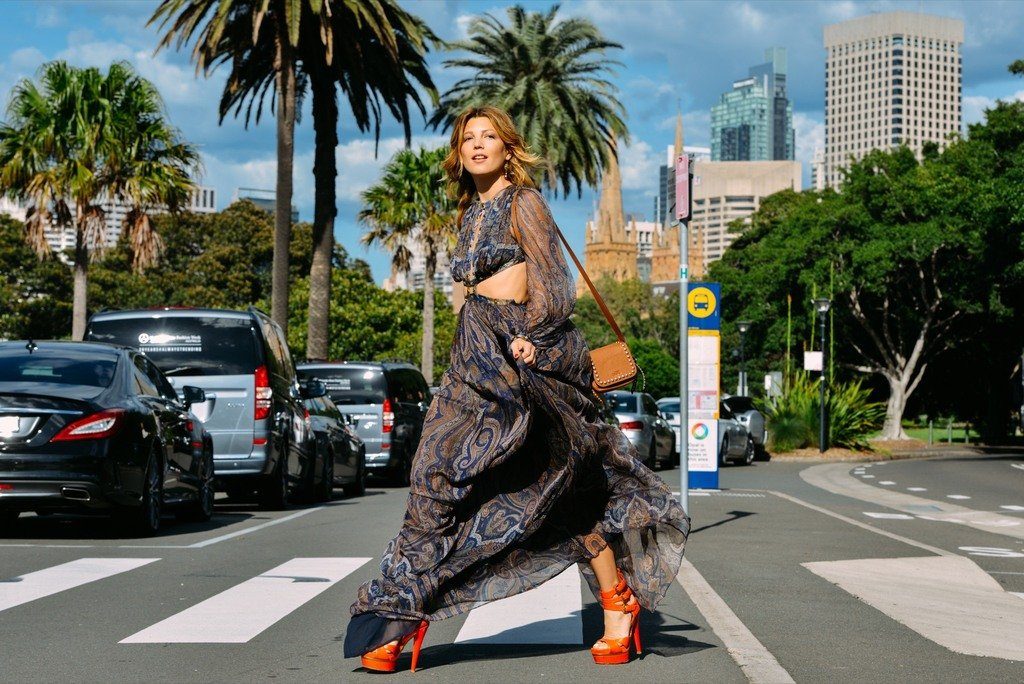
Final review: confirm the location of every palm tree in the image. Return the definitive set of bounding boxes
[151,0,440,360]
[150,0,312,329]
[428,4,628,198]
[360,148,457,382]
[0,61,198,339]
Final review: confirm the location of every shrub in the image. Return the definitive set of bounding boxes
[766,371,886,452]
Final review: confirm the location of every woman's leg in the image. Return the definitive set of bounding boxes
[589,545,636,639]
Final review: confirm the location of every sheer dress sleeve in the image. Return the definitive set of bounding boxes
[512,188,575,348]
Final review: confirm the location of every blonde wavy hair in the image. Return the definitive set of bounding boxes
[442,105,541,225]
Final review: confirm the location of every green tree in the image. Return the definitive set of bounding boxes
[0,214,72,339]
[0,61,198,339]
[359,147,458,381]
[151,0,315,329]
[429,4,627,197]
[151,0,439,359]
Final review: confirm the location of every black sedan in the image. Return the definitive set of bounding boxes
[301,380,366,500]
[0,341,214,535]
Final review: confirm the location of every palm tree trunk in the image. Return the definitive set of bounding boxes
[271,36,296,329]
[306,68,337,361]
[71,205,88,341]
[421,250,436,383]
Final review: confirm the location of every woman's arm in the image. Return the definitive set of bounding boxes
[512,188,575,348]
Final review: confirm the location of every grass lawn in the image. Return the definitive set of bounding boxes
[868,425,976,444]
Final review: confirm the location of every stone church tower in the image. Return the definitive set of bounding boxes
[581,139,638,292]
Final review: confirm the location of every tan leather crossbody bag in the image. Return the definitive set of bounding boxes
[510,190,640,394]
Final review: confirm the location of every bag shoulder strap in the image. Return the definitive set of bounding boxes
[511,187,626,342]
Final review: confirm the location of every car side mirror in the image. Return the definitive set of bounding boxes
[300,380,327,399]
[182,385,205,409]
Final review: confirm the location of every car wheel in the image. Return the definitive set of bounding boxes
[0,510,19,532]
[258,453,289,511]
[180,445,215,523]
[719,438,729,467]
[343,456,367,497]
[670,435,679,467]
[754,444,771,462]
[743,437,755,466]
[128,449,163,535]
[315,448,335,503]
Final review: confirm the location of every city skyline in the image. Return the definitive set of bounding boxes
[0,1,1021,284]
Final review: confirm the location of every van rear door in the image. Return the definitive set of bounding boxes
[86,315,261,461]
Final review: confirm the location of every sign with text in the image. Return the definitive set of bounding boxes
[686,285,721,489]
[687,419,718,472]
[687,282,721,330]
[675,154,690,221]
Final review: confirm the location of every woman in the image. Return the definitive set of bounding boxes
[344,105,689,672]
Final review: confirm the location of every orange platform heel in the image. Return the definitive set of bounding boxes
[591,570,641,665]
[360,620,429,673]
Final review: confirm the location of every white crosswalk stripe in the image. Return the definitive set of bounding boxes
[454,565,583,645]
[120,557,370,644]
[0,558,159,613]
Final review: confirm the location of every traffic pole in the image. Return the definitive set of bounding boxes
[676,154,691,513]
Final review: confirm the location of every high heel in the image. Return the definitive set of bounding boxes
[591,570,641,665]
[360,620,429,673]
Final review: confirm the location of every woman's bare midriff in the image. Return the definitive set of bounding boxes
[474,262,527,303]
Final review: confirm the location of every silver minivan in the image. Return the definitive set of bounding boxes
[296,362,429,485]
[86,307,312,508]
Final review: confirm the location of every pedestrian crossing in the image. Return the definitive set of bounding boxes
[0,556,587,646]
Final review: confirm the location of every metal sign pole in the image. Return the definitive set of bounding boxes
[676,155,691,513]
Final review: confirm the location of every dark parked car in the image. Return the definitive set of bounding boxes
[722,395,768,460]
[85,306,314,509]
[606,391,675,469]
[301,381,366,499]
[719,401,755,466]
[0,341,214,534]
[296,362,430,485]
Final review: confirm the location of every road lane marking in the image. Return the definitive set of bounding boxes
[907,487,927,492]
[120,557,369,643]
[803,556,1024,661]
[454,566,582,645]
[187,507,323,548]
[958,546,1024,558]
[768,490,952,557]
[1001,505,1024,511]
[879,481,896,486]
[1011,463,1024,471]
[863,512,914,520]
[946,494,971,500]
[676,558,794,683]
[0,558,159,613]
[800,464,1024,542]
[860,475,875,479]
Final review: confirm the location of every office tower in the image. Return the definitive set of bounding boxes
[691,160,802,269]
[823,11,963,187]
[711,48,795,162]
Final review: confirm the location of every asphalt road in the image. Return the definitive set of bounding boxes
[2,450,1023,683]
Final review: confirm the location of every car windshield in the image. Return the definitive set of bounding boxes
[87,316,258,376]
[725,396,755,413]
[297,367,386,405]
[658,400,680,413]
[0,350,117,387]
[608,394,639,413]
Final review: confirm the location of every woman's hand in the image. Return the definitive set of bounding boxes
[510,337,537,366]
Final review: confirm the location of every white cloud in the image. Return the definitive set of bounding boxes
[734,2,767,32]
[618,139,659,194]
[34,4,63,29]
[334,135,448,203]
[963,90,1024,128]
[793,112,824,191]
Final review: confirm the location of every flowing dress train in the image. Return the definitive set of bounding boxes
[344,185,690,656]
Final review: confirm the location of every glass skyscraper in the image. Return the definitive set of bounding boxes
[710,48,795,161]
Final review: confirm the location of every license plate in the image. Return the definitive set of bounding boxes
[0,416,20,438]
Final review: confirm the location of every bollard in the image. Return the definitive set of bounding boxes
[947,419,952,444]
[928,419,933,446]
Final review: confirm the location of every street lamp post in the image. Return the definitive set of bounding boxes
[737,320,751,396]
[814,298,831,453]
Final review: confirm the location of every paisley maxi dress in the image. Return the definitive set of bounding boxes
[344,184,690,657]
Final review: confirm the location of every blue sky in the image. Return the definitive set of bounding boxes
[1,0,1022,284]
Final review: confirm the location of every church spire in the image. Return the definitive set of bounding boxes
[597,138,626,242]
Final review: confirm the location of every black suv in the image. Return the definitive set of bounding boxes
[296,362,430,485]
[85,306,314,509]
